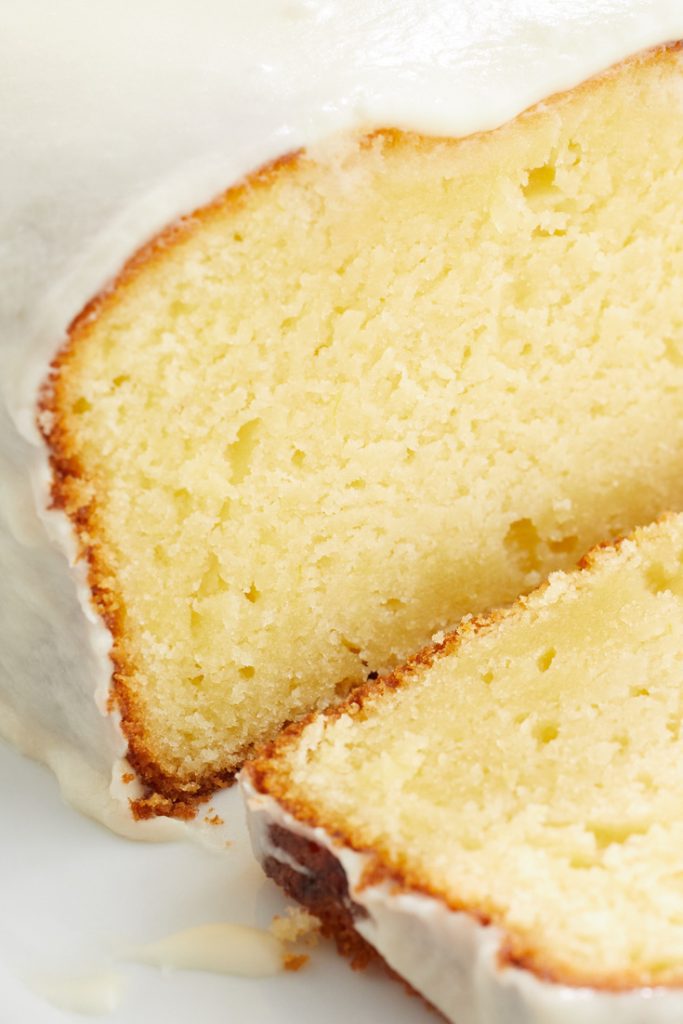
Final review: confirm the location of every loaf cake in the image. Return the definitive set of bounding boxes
[2,1,683,829]
[243,513,683,1022]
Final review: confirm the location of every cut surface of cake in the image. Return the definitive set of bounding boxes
[243,513,683,1022]
[38,44,683,814]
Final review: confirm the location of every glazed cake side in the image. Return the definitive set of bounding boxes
[243,785,683,1024]
[39,46,683,813]
[242,513,683,1022]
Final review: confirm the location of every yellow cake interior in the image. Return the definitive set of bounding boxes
[45,46,683,803]
[261,514,683,986]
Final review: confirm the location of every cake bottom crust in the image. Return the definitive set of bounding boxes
[264,824,377,969]
[262,823,442,1017]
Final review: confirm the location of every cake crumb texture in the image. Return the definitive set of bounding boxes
[270,907,320,946]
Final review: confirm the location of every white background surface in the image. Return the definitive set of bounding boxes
[0,740,432,1023]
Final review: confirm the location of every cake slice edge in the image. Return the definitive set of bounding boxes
[241,774,683,1024]
[241,515,683,1022]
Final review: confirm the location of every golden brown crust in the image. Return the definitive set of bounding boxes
[38,42,683,816]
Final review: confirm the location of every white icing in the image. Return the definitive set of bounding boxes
[123,923,283,977]
[27,970,125,1016]
[0,694,186,841]
[242,777,683,1024]
[2,0,683,831]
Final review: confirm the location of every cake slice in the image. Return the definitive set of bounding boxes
[40,44,683,814]
[243,513,683,1022]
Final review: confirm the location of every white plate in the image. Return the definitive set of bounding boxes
[0,740,432,1023]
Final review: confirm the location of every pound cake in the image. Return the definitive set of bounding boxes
[243,513,683,1023]
[2,1,683,829]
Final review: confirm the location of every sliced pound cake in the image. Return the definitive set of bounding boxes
[244,516,683,1019]
[243,513,683,1022]
[41,44,683,814]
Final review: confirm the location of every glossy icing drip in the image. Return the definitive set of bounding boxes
[124,923,283,977]
[27,970,124,1016]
